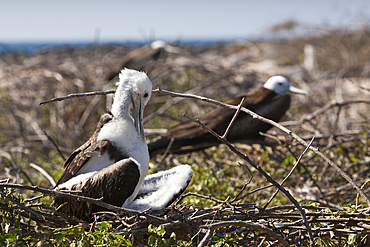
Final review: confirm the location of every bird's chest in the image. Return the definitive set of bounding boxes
[76,152,114,175]
[97,119,150,176]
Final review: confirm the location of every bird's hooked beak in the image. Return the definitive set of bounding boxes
[131,92,145,141]
[288,85,309,96]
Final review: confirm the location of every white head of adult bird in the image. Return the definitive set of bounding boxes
[263,75,308,96]
[54,68,152,220]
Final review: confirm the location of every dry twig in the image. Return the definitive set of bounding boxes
[39,90,116,105]
[156,88,370,207]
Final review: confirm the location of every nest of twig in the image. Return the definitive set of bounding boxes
[2,181,370,246]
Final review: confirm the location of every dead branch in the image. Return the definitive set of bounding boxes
[182,113,315,245]
[0,183,144,215]
[39,90,116,105]
[43,130,66,160]
[198,221,290,247]
[2,182,370,245]
[222,97,246,140]
[29,163,56,187]
[303,99,370,122]
[156,88,370,207]
[348,78,370,93]
[0,190,43,219]
[231,162,253,202]
[261,137,315,211]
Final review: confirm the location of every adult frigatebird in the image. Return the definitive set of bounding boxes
[105,40,179,81]
[148,76,308,156]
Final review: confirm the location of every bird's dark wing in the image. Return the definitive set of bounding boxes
[104,44,160,81]
[170,88,281,136]
[149,87,290,155]
[216,88,291,141]
[54,158,140,221]
[55,113,113,187]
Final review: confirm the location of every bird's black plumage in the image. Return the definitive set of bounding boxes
[54,158,140,221]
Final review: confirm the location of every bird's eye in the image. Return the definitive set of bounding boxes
[278,82,283,86]
[143,92,149,98]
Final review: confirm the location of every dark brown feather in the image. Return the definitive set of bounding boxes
[55,112,122,187]
[104,44,161,81]
[55,158,140,221]
[148,87,291,155]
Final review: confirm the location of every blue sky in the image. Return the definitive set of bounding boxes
[1,0,369,43]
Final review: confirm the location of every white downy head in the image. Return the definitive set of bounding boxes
[110,68,152,139]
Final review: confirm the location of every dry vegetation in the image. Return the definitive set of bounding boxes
[1,24,370,246]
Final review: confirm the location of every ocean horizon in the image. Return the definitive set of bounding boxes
[0,38,253,55]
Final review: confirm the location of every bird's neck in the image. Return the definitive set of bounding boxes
[111,88,131,119]
[97,118,148,162]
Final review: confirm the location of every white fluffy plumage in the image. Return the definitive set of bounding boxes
[110,68,152,118]
[126,165,193,210]
[98,68,152,174]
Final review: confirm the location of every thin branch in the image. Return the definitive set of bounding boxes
[78,94,103,131]
[158,137,174,166]
[237,185,274,201]
[0,190,43,219]
[222,97,245,140]
[198,221,290,247]
[231,162,253,203]
[38,87,189,106]
[43,131,66,160]
[39,90,116,105]
[153,88,230,109]
[178,192,227,204]
[29,163,56,187]
[252,99,370,128]
[259,131,283,145]
[261,137,315,212]
[348,78,370,93]
[285,143,328,202]
[92,211,134,228]
[143,72,224,123]
[183,113,315,245]
[23,194,43,203]
[0,183,144,215]
[304,99,370,123]
[156,88,370,207]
